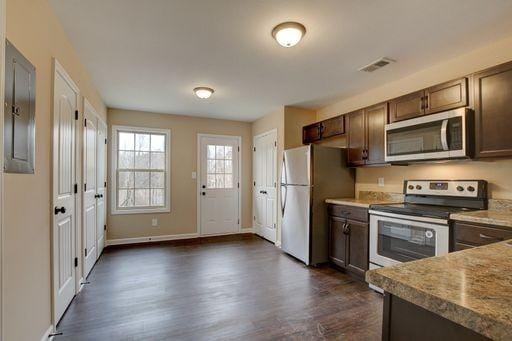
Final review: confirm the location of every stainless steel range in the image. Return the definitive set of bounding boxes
[368,180,487,292]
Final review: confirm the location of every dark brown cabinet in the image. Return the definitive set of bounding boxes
[302,115,345,144]
[328,204,369,280]
[389,78,468,123]
[452,220,512,251]
[473,61,512,158]
[347,103,387,166]
[302,122,322,144]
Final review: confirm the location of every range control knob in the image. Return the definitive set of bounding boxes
[467,186,476,192]
[408,185,414,190]
[416,185,422,190]
[456,186,464,192]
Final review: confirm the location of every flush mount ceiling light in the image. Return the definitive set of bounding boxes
[193,87,214,99]
[272,22,306,48]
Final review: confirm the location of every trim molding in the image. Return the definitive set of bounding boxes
[106,233,199,246]
[40,325,54,341]
[240,227,254,233]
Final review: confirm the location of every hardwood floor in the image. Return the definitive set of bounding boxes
[56,234,383,340]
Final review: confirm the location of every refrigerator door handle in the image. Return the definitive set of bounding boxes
[281,184,287,216]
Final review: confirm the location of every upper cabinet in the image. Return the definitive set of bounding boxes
[303,115,344,144]
[389,78,468,123]
[347,103,388,166]
[473,61,512,158]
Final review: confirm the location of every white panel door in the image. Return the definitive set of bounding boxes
[253,130,277,243]
[83,103,97,278]
[96,120,107,257]
[52,61,78,324]
[199,135,240,236]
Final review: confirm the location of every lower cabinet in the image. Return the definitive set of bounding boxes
[452,220,512,251]
[328,204,369,280]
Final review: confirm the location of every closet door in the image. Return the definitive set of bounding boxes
[96,120,107,257]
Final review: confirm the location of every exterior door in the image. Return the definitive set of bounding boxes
[96,120,107,257]
[253,130,277,243]
[52,61,78,324]
[83,101,97,278]
[199,135,240,236]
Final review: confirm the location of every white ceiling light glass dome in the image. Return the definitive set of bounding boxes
[193,87,214,99]
[272,22,306,47]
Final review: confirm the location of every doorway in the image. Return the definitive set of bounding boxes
[197,134,241,236]
[253,129,278,243]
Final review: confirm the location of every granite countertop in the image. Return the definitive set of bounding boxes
[325,198,398,208]
[366,241,512,340]
[451,210,512,229]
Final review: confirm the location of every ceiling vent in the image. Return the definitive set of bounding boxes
[358,57,395,72]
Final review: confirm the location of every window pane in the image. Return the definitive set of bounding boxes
[216,145,225,159]
[118,189,134,207]
[118,171,134,189]
[207,145,216,159]
[135,134,150,151]
[150,172,165,188]
[119,132,134,150]
[135,151,150,169]
[151,189,165,206]
[151,134,165,152]
[151,152,165,170]
[134,189,149,206]
[207,174,216,188]
[225,160,232,173]
[207,160,215,173]
[216,174,225,188]
[216,160,225,173]
[225,174,233,188]
[135,171,150,188]
[225,146,233,159]
[118,151,134,169]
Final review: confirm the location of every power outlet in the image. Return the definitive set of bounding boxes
[378,177,385,187]
[151,218,158,227]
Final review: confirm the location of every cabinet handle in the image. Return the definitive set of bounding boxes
[479,233,503,241]
[425,94,429,109]
[343,223,350,235]
[420,96,425,110]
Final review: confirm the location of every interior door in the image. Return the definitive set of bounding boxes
[52,61,78,324]
[83,103,97,278]
[199,135,240,236]
[96,120,107,257]
[253,130,277,243]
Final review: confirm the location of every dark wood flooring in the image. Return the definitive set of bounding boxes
[56,234,383,340]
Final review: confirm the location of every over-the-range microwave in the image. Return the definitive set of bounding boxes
[385,108,473,163]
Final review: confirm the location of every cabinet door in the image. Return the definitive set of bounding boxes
[365,103,388,165]
[345,220,369,278]
[425,78,468,115]
[388,90,425,123]
[302,123,322,144]
[329,216,347,268]
[346,109,366,166]
[321,115,345,139]
[473,61,512,158]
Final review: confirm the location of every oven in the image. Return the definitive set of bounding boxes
[385,108,472,162]
[369,211,450,268]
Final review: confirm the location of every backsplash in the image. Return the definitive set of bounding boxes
[489,199,512,212]
[358,191,404,202]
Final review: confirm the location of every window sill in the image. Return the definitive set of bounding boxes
[111,207,170,215]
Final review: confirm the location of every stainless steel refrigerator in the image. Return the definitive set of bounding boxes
[281,144,355,265]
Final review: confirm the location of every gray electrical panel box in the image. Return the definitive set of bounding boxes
[4,39,36,173]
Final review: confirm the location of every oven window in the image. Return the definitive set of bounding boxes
[377,220,436,263]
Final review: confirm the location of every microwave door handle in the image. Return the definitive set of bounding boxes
[440,119,449,151]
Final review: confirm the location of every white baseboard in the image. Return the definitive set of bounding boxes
[106,233,199,246]
[41,325,54,341]
[275,241,282,248]
[240,227,254,233]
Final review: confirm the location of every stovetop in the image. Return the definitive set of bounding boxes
[370,203,478,220]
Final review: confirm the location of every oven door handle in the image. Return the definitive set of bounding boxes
[440,119,449,151]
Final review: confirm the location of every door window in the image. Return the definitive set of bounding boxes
[206,145,233,189]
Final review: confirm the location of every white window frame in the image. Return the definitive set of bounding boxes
[111,125,171,215]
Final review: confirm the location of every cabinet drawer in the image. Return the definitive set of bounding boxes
[453,242,474,252]
[328,204,368,223]
[454,222,512,246]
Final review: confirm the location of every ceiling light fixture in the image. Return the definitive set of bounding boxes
[193,87,214,99]
[272,22,306,48]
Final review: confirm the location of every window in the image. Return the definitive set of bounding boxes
[111,126,170,214]
[206,145,233,189]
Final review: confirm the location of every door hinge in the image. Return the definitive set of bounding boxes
[237,182,240,188]
[253,216,256,221]
[237,219,240,225]
[84,118,87,127]
[253,181,256,186]
[275,141,277,147]
[74,183,78,194]
[104,224,107,231]
[74,257,78,268]
[85,248,87,256]
[238,146,240,152]
[84,183,87,191]
[253,147,256,152]
[105,138,107,145]
[75,110,79,120]
[104,181,107,188]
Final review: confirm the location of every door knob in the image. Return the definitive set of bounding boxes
[202,185,206,189]
[54,206,66,215]
[201,192,206,196]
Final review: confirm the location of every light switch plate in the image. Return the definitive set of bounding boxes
[191,171,197,179]
[378,177,385,187]
[151,218,158,227]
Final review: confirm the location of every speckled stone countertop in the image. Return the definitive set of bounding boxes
[366,241,512,340]
[451,198,512,228]
[325,191,403,208]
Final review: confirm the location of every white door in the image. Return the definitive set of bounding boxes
[83,101,97,278]
[52,61,78,324]
[253,130,277,243]
[199,135,240,236]
[96,120,107,257]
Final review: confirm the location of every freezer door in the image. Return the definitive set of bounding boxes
[281,185,311,264]
[283,145,311,185]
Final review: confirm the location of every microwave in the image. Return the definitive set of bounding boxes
[385,108,473,162]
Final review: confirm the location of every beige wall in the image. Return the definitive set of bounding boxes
[4,0,106,340]
[107,109,253,240]
[284,106,316,149]
[316,34,512,200]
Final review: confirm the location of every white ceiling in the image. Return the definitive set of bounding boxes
[48,0,512,121]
